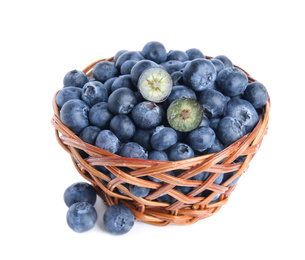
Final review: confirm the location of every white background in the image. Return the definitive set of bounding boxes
[1,0,304,259]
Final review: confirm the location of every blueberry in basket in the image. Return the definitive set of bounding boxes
[54,40,269,231]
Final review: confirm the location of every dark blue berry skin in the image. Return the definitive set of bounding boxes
[150,126,178,151]
[111,75,135,92]
[216,116,246,146]
[114,50,128,63]
[216,67,248,97]
[129,183,150,197]
[64,182,97,207]
[110,114,136,142]
[88,102,113,129]
[108,87,138,115]
[157,194,176,204]
[130,59,159,86]
[119,142,148,159]
[115,51,144,69]
[79,126,101,145]
[243,81,269,108]
[103,204,134,235]
[209,117,221,131]
[167,50,189,62]
[103,77,118,94]
[213,55,233,68]
[171,71,184,86]
[165,85,197,107]
[60,99,90,135]
[210,58,225,75]
[202,137,225,155]
[120,60,138,75]
[67,202,97,233]
[141,41,167,64]
[187,126,216,152]
[197,89,228,118]
[224,99,259,133]
[95,130,121,154]
[222,171,239,187]
[183,58,217,91]
[199,114,210,127]
[81,81,108,107]
[161,60,183,74]
[93,61,119,83]
[149,150,169,161]
[63,69,88,88]
[168,142,194,161]
[56,87,82,109]
[186,48,205,60]
[131,101,164,130]
[132,128,153,151]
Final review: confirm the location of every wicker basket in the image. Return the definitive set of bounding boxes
[51,55,270,226]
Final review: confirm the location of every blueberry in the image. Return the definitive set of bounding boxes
[103,204,134,235]
[171,71,184,86]
[95,130,121,154]
[120,60,138,75]
[137,67,173,103]
[79,126,101,145]
[202,137,225,154]
[64,182,97,207]
[185,48,205,60]
[108,87,138,115]
[141,41,167,64]
[243,81,269,108]
[67,202,97,233]
[63,69,88,88]
[132,128,153,151]
[183,58,217,91]
[224,98,259,133]
[60,99,90,135]
[210,58,225,74]
[167,50,189,62]
[131,101,164,130]
[165,85,197,107]
[88,102,113,129]
[216,67,248,97]
[209,117,221,131]
[56,86,82,109]
[81,81,108,107]
[119,142,148,159]
[93,61,119,83]
[150,126,178,151]
[115,51,144,69]
[213,55,233,68]
[129,183,150,197]
[114,49,128,63]
[110,114,136,142]
[187,126,216,152]
[222,171,239,187]
[161,60,183,74]
[197,89,228,118]
[103,77,118,94]
[216,116,246,146]
[167,98,203,132]
[198,114,210,127]
[156,193,176,204]
[111,75,135,92]
[148,150,169,161]
[168,142,194,161]
[130,59,159,86]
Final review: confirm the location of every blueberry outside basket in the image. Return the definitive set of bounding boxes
[51,55,270,226]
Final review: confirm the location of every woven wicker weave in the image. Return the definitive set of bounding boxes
[51,55,270,226]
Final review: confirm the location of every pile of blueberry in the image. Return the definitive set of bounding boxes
[57,41,269,232]
[64,182,134,234]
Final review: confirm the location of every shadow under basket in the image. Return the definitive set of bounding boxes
[51,56,270,226]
